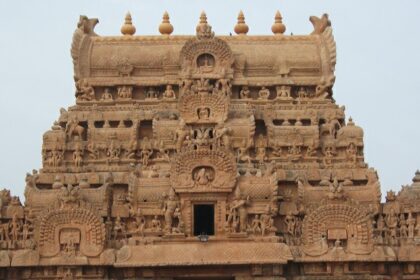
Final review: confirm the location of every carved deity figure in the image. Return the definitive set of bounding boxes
[163,84,176,99]
[258,86,270,100]
[214,124,231,149]
[75,79,95,101]
[113,216,125,240]
[255,134,268,162]
[134,209,146,237]
[174,120,190,152]
[226,187,250,233]
[106,140,121,161]
[139,137,153,166]
[172,207,185,234]
[100,88,113,101]
[65,118,84,140]
[285,212,296,237]
[251,215,261,234]
[117,85,133,99]
[297,87,308,98]
[73,145,83,167]
[194,168,213,186]
[328,177,344,199]
[346,142,358,166]
[9,214,21,244]
[323,146,336,167]
[276,85,291,99]
[385,209,398,244]
[197,107,210,120]
[151,215,162,232]
[240,86,250,99]
[216,78,232,96]
[86,141,99,160]
[399,213,408,238]
[162,188,180,234]
[407,212,416,238]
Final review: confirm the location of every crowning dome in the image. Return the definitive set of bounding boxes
[0,10,419,280]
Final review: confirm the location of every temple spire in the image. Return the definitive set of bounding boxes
[121,12,136,36]
[234,10,249,35]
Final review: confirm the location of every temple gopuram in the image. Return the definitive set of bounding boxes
[1,10,420,280]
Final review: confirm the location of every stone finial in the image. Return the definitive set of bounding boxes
[348,117,354,126]
[234,10,249,35]
[271,10,286,35]
[196,11,214,39]
[159,11,174,35]
[121,12,136,36]
[413,170,420,183]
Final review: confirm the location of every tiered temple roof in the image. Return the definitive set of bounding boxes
[0,11,419,279]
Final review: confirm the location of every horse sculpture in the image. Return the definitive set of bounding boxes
[320,119,341,138]
[65,119,85,140]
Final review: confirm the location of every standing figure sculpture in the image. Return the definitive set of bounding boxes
[226,187,250,233]
[162,188,180,234]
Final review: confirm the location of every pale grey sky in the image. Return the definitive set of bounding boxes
[0,0,419,200]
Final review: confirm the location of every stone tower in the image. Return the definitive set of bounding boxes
[0,11,419,280]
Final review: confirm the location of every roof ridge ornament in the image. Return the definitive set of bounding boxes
[196,11,214,39]
[309,13,331,35]
[121,12,136,36]
[234,10,249,35]
[271,10,286,35]
[159,11,174,35]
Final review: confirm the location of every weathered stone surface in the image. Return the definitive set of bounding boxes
[0,10,418,279]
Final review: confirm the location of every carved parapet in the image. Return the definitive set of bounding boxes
[170,148,237,192]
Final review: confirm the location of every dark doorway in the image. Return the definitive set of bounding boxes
[193,204,214,236]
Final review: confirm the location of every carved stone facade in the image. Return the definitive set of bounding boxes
[0,11,418,280]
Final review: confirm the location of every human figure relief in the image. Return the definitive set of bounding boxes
[194,168,213,186]
[73,145,83,167]
[100,88,113,101]
[214,124,232,149]
[163,84,176,99]
[162,188,180,234]
[113,216,125,240]
[216,78,232,96]
[174,119,190,152]
[117,85,133,99]
[407,212,416,238]
[151,216,162,232]
[139,137,153,166]
[75,79,95,101]
[226,187,250,233]
[275,85,291,99]
[258,86,270,100]
[65,117,84,140]
[239,86,250,99]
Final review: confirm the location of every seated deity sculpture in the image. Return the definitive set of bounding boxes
[163,84,176,99]
[239,86,250,99]
[100,88,113,101]
[117,85,133,99]
[258,86,270,100]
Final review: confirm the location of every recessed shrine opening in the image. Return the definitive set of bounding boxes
[138,120,153,139]
[193,204,215,236]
